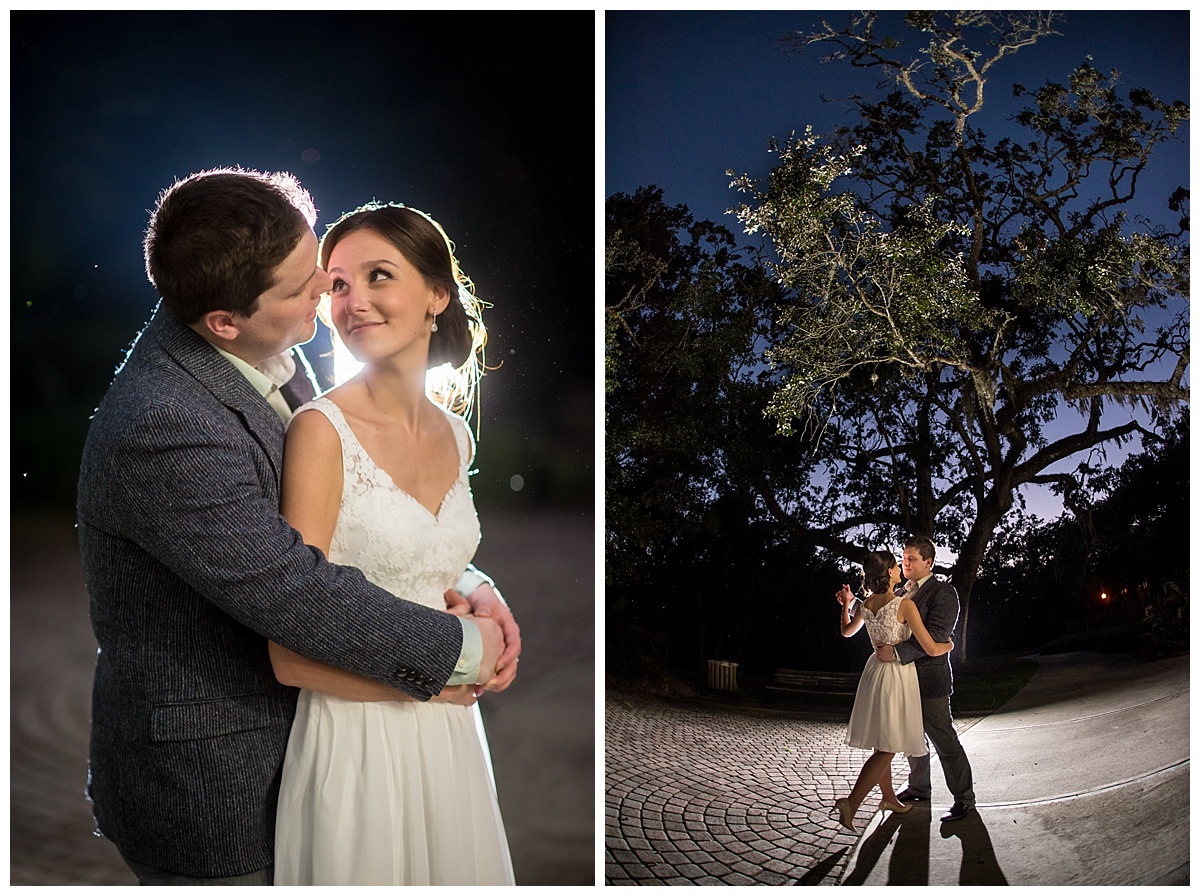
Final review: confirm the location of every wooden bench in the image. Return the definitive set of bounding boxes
[767,669,859,695]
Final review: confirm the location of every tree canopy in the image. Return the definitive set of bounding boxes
[726,11,1189,656]
[606,12,1189,671]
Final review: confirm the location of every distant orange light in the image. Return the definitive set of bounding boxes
[1100,592,1108,601]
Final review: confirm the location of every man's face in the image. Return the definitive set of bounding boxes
[901,548,934,582]
[233,229,332,362]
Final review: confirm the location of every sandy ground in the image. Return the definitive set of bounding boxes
[10,506,596,886]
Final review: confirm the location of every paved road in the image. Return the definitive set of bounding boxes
[10,507,595,886]
[605,651,1188,886]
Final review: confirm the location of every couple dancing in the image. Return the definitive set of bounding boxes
[78,168,516,884]
[832,537,976,833]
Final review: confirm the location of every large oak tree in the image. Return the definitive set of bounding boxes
[728,12,1189,657]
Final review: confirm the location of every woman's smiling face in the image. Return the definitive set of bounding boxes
[325,228,448,364]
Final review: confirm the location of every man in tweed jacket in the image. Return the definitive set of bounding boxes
[875,535,976,823]
[77,169,515,884]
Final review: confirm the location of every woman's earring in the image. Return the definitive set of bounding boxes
[431,312,439,333]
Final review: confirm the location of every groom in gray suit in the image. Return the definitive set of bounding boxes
[77,168,518,884]
[874,535,976,823]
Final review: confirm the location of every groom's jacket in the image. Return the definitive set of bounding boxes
[77,307,464,878]
[894,576,959,699]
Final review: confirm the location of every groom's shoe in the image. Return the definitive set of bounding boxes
[940,801,974,823]
[894,789,930,803]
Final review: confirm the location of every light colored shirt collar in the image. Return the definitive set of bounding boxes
[215,348,296,421]
[256,351,298,388]
[215,348,295,391]
[915,572,934,588]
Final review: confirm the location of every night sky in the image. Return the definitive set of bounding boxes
[606,9,1190,521]
[607,10,1189,240]
[12,11,596,509]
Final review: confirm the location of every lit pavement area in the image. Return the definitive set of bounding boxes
[11,509,595,886]
[605,652,1188,886]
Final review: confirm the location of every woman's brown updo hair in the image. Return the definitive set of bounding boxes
[319,201,486,414]
[860,551,897,597]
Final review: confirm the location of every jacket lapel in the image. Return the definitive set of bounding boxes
[148,307,287,478]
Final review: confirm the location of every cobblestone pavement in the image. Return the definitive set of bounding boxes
[606,651,1189,887]
[11,508,596,886]
[604,691,977,885]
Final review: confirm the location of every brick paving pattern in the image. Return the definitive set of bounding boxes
[604,690,979,886]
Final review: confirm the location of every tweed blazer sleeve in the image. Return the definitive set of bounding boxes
[79,314,463,699]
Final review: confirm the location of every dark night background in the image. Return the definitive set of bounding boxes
[12,11,595,513]
[9,11,597,885]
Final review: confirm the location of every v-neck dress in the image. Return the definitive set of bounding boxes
[845,594,928,757]
[273,397,514,885]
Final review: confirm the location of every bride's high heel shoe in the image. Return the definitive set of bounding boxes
[834,798,857,833]
[880,799,911,814]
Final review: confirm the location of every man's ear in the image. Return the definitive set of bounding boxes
[199,309,240,342]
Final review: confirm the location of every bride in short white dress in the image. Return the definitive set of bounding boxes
[273,397,514,885]
[833,551,951,832]
[845,592,927,756]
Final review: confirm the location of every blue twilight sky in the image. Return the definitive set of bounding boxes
[605,9,1191,522]
[607,9,1190,236]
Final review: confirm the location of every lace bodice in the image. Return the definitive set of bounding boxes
[861,593,912,647]
[292,397,480,610]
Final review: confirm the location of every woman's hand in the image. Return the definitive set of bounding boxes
[926,639,954,657]
[444,588,472,616]
[839,586,865,638]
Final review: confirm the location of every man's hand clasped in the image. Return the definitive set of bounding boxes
[444,584,521,696]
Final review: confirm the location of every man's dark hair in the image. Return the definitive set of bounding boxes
[904,534,937,563]
[144,168,316,323]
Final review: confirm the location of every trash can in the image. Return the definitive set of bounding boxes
[707,659,738,692]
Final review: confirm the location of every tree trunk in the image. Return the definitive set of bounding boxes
[951,565,978,666]
[952,502,1005,665]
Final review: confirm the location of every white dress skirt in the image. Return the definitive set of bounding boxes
[845,594,928,757]
[273,398,514,885]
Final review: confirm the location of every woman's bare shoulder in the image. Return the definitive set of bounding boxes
[285,402,341,457]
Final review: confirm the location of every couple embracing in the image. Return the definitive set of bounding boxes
[78,168,518,884]
[833,536,977,833]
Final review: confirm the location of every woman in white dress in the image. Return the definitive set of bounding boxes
[268,202,515,884]
[832,551,952,833]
